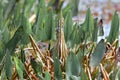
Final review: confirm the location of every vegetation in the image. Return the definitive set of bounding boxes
[0,0,120,80]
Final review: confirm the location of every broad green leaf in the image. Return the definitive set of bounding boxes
[69,75,81,80]
[20,16,31,44]
[5,52,12,79]
[69,24,81,47]
[3,0,16,19]
[12,1,24,27]
[0,8,4,53]
[45,10,53,40]
[6,26,24,55]
[70,24,85,47]
[24,0,35,17]
[54,57,62,80]
[44,10,56,41]
[107,12,119,44]
[14,57,25,80]
[81,8,94,41]
[66,52,80,80]
[62,4,72,17]
[32,0,47,41]
[2,26,10,44]
[68,24,77,47]
[92,18,98,42]
[90,39,106,69]
[51,15,57,41]
[78,26,86,43]
[47,0,55,7]
[44,71,51,80]
[80,68,88,80]
[64,10,73,42]
[39,27,48,41]
[69,0,79,16]
[77,49,84,63]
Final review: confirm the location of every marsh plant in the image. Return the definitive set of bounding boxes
[0,0,120,80]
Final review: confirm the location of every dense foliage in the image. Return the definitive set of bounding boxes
[0,0,120,80]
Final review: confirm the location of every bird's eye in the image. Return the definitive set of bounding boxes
[42,45,46,47]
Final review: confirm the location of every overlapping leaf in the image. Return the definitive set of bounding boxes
[90,39,106,70]
[64,10,73,42]
[6,26,24,55]
[44,71,51,80]
[66,52,81,80]
[14,57,25,80]
[54,56,62,80]
[32,0,47,41]
[81,8,94,40]
[107,12,119,44]
[92,18,98,42]
[5,52,12,79]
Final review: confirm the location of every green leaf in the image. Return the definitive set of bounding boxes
[92,18,98,42]
[78,26,86,44]
[44,71,51,80]
[0,8,3,29]
[69,0,79,16]
[107,12,119,44]
[54,57,62,80]
[77,49,84,63]
[90,39,106,70]
[81,8,94,40]
[5,51,12,79]
[51,15,57,41]
[14,57,25,80]
[24,0,35,17]
[62,4,72,17]
[2,24,10,44]
[20,16,31,44]
[69,75,81,80]
[12,1,24,27]
[69,24,82,47]
[80,68,88,80]
[32,0,47,41]
[66,52,80,80]
[0,18,10,47]
[45,10,56,41]
[64,10,73,42]
[0,22,10,61]
[45,10,53,40]
[6,26,24,55]
[3,0,16,19]
[68,24,77,47]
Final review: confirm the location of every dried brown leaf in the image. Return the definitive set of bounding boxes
[100,63,110,80]
[29,35,45,61]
